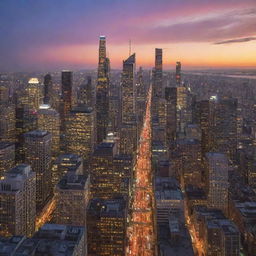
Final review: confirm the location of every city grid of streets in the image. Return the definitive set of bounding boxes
[127,85,157,256]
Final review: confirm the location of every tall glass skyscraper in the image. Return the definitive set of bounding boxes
[96,36,110,143]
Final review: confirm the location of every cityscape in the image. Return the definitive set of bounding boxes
[0,1,256,256]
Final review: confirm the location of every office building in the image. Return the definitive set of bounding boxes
[165,87,177,144]
[119,123,137,155]
[43,74,52,105]
[51,153,83,187]
[121,53,136,124]
[24,130,52,210]
[152,49,163,124]
[155,177,183,225]
[0,103,16,143]
[96,36,110,143]
[90,142,122,199]
[206,153,229,215]
[25,78,42,111]
[215,98,238,160]
[15,224,86,256]
[38,104,60,159]
[87,198,127,256]
[60,70,72,118]
[55,173,90,227]
[78,76,93,108]
[15,105,38,163]
[66,105,95,165]
[0,164,36,237]
[60,70,72,149]
[0,142,15,178]
[176,61,181,86]
[175,138,202,188]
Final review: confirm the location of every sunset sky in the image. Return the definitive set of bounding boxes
[1,0,256,71]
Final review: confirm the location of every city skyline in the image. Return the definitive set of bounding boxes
[1,0,256,71]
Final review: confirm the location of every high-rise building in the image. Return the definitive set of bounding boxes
[61,71,72,118]
[135,67,146,131]
[154,48,163,97]
[24,130,52,210]
[78,76,93,108]
[214,98,237,160]
[43,74,52,105]
[66,105,95,166]
[206,153,229,215]
[38,104,60,158]
[165,87,177,144]
[90,142,122,199]
[0,142,15,178]
[60,71,73,149]
[119,123,137,155]
[176,86,190,134]
[0,84,9,104]
[121,53,136,124]
[15,105,38,163]
[174,138,202,188]
[176,61,181,86]
[87,197,127,256]
[54,173,90,226]
[113,154,133,197]
[0,164,36,237]
[96,36,110,143]
[196,97,237,159]
[25,78,42,111]
[15,224,86,255]
[51,153,83,187]
[0,103,16,143]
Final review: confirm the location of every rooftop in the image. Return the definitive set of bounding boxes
[70,104,93,113]
[0,236,25,255]
[0,141,14,150]
[88,197,127,218]
[28,78,39,84]
[15,224,85,256]
[24,130,49,138]
[57,174,88,190]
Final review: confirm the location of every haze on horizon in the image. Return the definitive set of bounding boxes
[1,0,256,71]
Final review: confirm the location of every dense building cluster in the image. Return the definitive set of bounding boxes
[0,36,256,256]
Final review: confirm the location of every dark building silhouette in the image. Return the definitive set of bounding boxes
[96,36,110,143]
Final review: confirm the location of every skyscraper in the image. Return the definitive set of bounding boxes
[0,142,15,178]
[38,104,60,159]
[0,103,16,143]
[66,105,95,166]
[61,71,73,117]
[60,70,73,148]
[24,130,52,211]
[206,152,229,215]
[196,97,237,159]
[121,53,136,124]
[25,78,42,111]
[51,153,83,187]
[54,173,90,227]
[214,98,237,160]
[0,164,36,237]
[165,87,177,144]
[87,197,127,256]
[154,48,163,98]
[78,76,93,108]
[90,142,123,199]
[15,105,38,163]
[176,61,181,86]
[43,74,52,105]
[96,36,110,143]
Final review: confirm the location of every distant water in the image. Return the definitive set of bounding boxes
[187,72,256,80]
